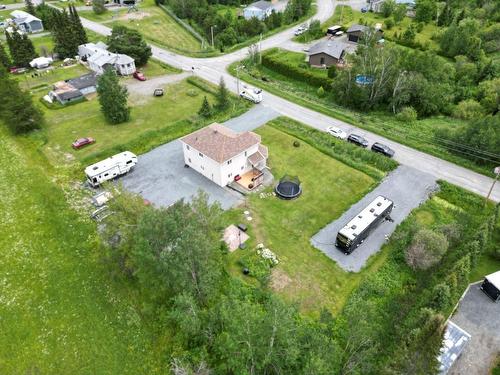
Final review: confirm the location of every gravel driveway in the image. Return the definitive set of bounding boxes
[125,72,189,97]
[120,105,279,209]
[311,165,438,272]
[449,284,500,375]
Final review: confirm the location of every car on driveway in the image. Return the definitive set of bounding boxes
[347,133,369,148]
[0,4,6,9]
[371,142,395,157]
[72,137,95,149]
[326,126,347,140]
[133,71,146,81]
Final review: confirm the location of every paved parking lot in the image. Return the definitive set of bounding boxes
[311,165,438,272]
[450,284,500,375]
[120,105,279,209]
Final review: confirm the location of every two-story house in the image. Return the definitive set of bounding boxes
[180,123,268,189]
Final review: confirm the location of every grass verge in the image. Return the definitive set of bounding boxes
[228,57,494,177]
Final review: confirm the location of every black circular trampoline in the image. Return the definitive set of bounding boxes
[275,175,302,200]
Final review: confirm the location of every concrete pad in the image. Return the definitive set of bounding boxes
[449,285,500,375]
[311,165,438,272]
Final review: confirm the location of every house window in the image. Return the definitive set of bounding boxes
[320,57,325,65]
[241,166,244,170]
[227,159,232,165]
[228,173,232,178]
[244,151,247,156]
[199,153,203,158]
[201,165,204,170]
[186,145,190,150]
[188,158,191,163]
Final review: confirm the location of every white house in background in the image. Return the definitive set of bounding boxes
[10,10,43,33]
[180,123,269,188]
[78,42,136,75]
[243,0,274,20]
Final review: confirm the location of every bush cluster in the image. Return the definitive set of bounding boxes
[261,50,334,89]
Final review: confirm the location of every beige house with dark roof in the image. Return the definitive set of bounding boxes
[180,123,268,188]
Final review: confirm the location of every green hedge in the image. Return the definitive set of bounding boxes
[268,117,398,180]
[261,49,334,90]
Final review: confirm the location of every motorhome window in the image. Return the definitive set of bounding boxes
[377,202,382,206]
[104,173,109,177]
[93,177,97,183]
[126,160,132,164]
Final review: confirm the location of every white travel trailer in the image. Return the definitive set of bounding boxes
[240,86,263,103]
[85,151,137,187]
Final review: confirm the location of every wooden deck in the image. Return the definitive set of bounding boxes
[236,169,264,191]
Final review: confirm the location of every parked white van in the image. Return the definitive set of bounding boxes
[85,151,137,187]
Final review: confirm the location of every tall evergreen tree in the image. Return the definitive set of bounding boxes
[0,40,12,70]
[0,67,44,134]
[198,96,212,118]
[215,77,230,111]
[25,0,37,16]
[97,68,130,124]
[107,25,151,66]
[52,9,79,58]
[6,30,37,67]
[69,5,88,45]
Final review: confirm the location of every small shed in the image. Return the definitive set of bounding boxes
[346,24,383,43]
[66,73,98,95]
[481,270,500,302]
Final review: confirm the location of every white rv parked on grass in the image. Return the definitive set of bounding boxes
[85,151,137,187]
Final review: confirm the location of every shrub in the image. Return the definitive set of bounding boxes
[317,86,325,98]
[453,99,485,120]
[385,18,394,29]
[405,229,449,270]
[261,49,333,89]
[430,283,451,310]
[327,64,337,78]
[396,106,418,124]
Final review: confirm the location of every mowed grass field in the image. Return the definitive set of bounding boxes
[0,129,166,373]
[41,78,249,164]
[80,0,202,52]
[228,123,384,314]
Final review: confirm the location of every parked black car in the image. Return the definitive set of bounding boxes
[347,134,369,148]
[371,142,395,157]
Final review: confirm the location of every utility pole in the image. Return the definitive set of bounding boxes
[236,64,245,96]
[211,25,216,48]
[485,167,500,206]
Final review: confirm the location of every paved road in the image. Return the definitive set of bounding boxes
[311,165,438,272]
[450,284,500,375]
[121,106,279,209]
[77,2,500,202]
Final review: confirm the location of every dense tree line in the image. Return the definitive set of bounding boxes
[156,0,311,50]
[101,191,347,373]
[5,30,37,67]
[0,62,44,134]
[34,4,87,58]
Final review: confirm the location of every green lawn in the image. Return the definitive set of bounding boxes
[40,77,251,165]
[16,64,90,90]
[0,127,166,373]
[79,0,203,53]
[227,122,387,314]
[229,57,494,176]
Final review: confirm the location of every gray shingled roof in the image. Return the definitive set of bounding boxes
[66,73,97,90]
[247,0,274,10]
[347,24,369,33]
[308,40,346,59]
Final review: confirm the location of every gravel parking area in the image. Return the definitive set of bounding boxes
[311,165,438,272]
[120,105,279,209]
[449,284,500,375]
